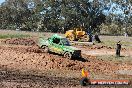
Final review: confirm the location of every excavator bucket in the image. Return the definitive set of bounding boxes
[65,27,89,42]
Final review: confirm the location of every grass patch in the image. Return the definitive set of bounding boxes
[0,34,30,39]
[93,40,132,49]
[102,40,132,48]
[99,36,132,48]
[97,55,132,64]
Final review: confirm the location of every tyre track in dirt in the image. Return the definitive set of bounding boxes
[0,70,80,88]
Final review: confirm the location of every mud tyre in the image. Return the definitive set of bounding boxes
[64,52,72,59]
[41,45,49,53]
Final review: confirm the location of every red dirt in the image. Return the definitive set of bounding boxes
[0,38,132,87]
[3,38,36,46]
[0,38,131,75]
[0,45,122,76]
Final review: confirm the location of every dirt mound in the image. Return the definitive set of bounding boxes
[75,45,113,49]
[76,45,126,51]
[92,45,113,49]
[0,45,120,77]
[0,45,131,87]
[3,38,36,46]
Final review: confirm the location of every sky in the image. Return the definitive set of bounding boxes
[0,0,5,4]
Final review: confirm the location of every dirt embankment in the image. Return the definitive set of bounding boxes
[0,38,132,87]
[2,38,36,46]
[0,45,118,74]
[0,38,127,76]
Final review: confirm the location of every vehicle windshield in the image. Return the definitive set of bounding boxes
[61,38,71,46]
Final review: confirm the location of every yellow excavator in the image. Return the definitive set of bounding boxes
[65,27,90,42]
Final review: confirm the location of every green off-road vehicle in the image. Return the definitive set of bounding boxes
[38,34,81,59]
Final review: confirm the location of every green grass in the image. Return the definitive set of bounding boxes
[0,34,30,39]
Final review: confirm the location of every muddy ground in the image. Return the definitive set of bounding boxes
[0,36,132,88]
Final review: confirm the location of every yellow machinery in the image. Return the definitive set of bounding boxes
[65,27,89,41]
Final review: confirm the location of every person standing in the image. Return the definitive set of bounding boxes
[94,34,101,43]
[116,41,121,57]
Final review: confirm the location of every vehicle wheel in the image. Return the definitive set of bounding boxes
[41,45,49,53]
[64,52,72,59]
[80,77,90,86]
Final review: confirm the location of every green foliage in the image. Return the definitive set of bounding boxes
[99,23,132,36]
[0,0,131,36]
[0,0,106,33]
[100,23,120,35]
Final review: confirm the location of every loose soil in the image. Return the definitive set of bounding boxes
[0,38,132,88]
[3,38,37,46]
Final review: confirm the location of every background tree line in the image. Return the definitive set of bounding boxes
[0,0,132,36]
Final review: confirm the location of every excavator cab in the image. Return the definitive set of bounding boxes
[74,28,85,38]
[65,27,89,41]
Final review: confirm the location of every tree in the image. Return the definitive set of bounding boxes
[0,0,131,35]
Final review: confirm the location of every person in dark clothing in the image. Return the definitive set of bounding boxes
[94,34,101,43]
[88,34,93,42]
[116,41,121,57]
[87,26,93,42]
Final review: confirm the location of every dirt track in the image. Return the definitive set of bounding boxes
[0,70,80,88]
[0,45,121,76]
[0,38,132,87]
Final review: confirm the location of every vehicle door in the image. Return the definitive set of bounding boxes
[51,37,63,54]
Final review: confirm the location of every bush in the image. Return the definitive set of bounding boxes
[99,23,132,36]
